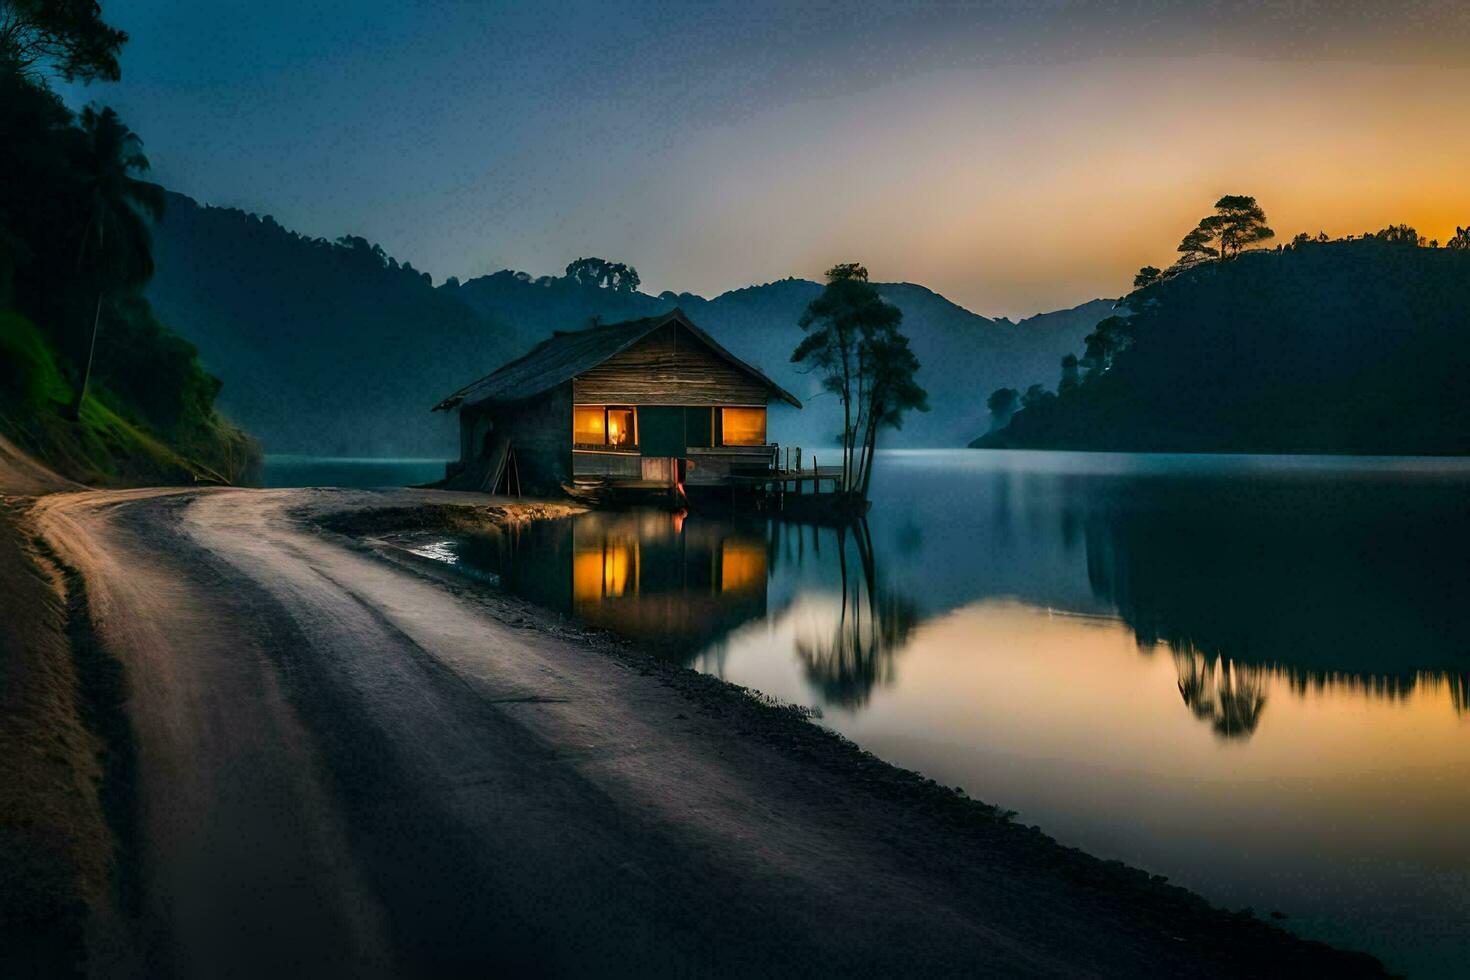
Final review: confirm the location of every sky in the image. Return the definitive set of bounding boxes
[62,1,1470,317]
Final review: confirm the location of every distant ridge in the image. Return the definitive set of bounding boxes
[147,192,1114,456]
[147,193,528,456]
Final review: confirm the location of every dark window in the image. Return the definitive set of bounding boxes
[685,407,713,448]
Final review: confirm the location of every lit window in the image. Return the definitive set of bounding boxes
[720,540,766,594]
[573,541,637,602]
[574,406,605,444]
[603,542,634,595]
[607,408,635,448]
[721,407,766,446]
[573,550,603,603]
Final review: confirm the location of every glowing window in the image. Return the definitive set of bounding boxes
[720,540,766,594]
[721,407,766,446]
[602,542,635,596]
[573,541,637,602]
[607,408,636,448]
[573,550,603,603]
[573,406,605,444]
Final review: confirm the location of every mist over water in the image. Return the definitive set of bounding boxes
[398,450,1470,977]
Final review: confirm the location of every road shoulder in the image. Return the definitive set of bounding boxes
[0,503,114,977]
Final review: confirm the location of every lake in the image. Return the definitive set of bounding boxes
[262,454,449,489]
[316,449,1468,976]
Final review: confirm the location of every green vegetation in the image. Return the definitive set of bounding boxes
[0,5,257,485]
[974,197,1470,454]
[0,310,250,484]
[145,193,524,457]
[563,256,641,292]
[0,0,127,83]
[66,105,165,420]
[792,263,928,499]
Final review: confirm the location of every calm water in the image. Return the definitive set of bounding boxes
[397,450,1469,975]
[262,454,448,488]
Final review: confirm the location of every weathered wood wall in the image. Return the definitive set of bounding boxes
[684,446,776,486]
[572,323,769,406]
[464,382,571,492]
[572,451,641,479]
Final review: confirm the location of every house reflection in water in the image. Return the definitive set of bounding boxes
[495,510,769,658]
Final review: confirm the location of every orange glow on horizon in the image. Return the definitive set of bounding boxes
[669,56,1470,315]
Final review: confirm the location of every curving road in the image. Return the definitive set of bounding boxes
[30,487,1382,978]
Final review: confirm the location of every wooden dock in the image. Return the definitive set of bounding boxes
[726,460,865,520]
[569,445,865,521]
[727,466,845,495]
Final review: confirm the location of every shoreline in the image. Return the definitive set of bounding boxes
[307,494,1388,976]
[2,481,1389,976]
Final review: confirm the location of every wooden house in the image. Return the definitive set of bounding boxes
[434,309,802,495]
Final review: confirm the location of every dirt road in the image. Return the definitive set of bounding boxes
[29,486,1383,978]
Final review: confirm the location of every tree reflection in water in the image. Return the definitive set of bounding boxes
[1072,473,1470,737]
[795,520,920,709]
[1171,648,1268,739]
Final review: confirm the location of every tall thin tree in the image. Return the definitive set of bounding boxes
[792,263,926,500]
[67,105,164,419]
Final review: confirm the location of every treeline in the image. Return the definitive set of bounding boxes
[0,4,258,484]
[975,197,1470,454]
[145,193,535,456]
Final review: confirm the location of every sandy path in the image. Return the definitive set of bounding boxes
[30,486,1383,978]
[0,432,77,496]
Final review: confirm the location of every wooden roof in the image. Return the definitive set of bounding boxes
[432,309,802,411]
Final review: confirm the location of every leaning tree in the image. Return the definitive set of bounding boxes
[68,105,165,419]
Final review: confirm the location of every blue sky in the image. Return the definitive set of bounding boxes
[64,1,1470,315]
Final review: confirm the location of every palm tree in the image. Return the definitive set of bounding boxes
[67,105,164,420]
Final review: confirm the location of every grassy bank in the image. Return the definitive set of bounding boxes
[0,310,259,487]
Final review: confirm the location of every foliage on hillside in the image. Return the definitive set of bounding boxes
[146,194,528,456]
[0,310,252,484]
[974,236,1470,454]
[0,65,258,485]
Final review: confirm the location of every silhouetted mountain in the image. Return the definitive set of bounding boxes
[147,193,1111,456]
[691,284,1116,448]
[974,239,1470,454]
[147,193,529,456]
[446,270,668,339]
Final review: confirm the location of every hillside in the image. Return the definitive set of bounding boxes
[147,194,531,456]
[1,72,259,488]
[973,240,1470,454]
[0,310,256,486]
